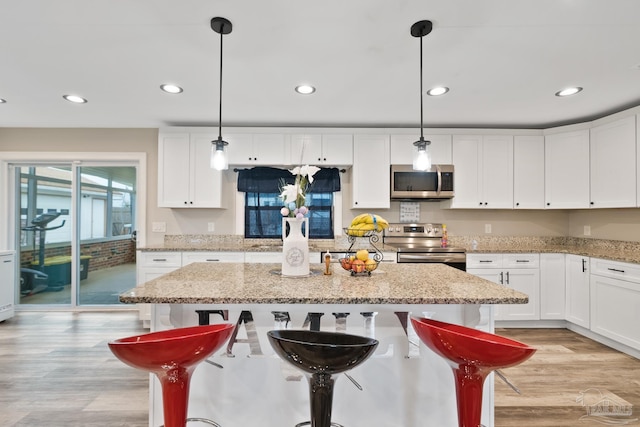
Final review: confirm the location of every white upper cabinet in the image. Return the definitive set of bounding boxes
[352,134,390,209]
[544,129,590,209]
[226,133,287,165]
[290,134,353,166]
[158,132,223,208]
[449,135,513,208]
[513,135,545,209]
[389,134,452,165]
[590,116,637,208]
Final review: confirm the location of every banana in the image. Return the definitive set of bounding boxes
[348,213,389,235]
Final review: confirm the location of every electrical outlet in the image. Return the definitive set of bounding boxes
[584,225,591,236]
[208,222,215,232]
[484,224,492,234]
[152,222,166,233]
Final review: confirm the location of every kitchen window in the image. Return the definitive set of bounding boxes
[238,167,341,239]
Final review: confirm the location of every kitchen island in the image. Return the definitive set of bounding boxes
[120,262,528,427]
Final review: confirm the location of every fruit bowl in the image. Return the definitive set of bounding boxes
[339,257,379,276]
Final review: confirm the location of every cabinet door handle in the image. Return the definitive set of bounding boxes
[582,259,587,273]
[479,260,493,263]
[2,260,11,263]
[499,271,504,284]
[607,267,625,273]
[516,260,530,263]
[152,258,167,262]
[505,271,510,285]
[205,259,220,262]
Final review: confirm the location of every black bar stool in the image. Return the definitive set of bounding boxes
[267,329,378,427]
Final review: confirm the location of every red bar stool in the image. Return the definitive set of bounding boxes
[108,324,235,427]
[410,317,536,427]
[267,330,379,427]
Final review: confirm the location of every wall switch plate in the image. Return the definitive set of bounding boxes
[484,224,492,234]
[208,222,215,232]
[584,225,591,236]
[152,222,166,233]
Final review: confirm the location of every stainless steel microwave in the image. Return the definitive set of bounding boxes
[390,164,455,200]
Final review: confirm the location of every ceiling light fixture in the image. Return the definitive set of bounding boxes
[555,87,583,97]
[295,85,316,95]
[427,86,449,96]
[160,84,183,94]
[0,98,6,103]
[410,20,433,171]
[63,94,87,104]
[210,17,232,171]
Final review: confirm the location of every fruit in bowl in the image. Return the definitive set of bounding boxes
[365,258,378,272]
[339,257,352,271]
[351,259,366,273]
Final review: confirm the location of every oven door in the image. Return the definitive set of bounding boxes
[396,252,466,271]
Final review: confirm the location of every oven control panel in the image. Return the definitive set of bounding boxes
[384,223,443,238]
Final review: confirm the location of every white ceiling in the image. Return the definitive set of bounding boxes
[2,0,640,130]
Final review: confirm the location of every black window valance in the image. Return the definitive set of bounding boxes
[237,167,341,193]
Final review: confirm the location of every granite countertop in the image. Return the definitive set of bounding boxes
[119,262,528,305]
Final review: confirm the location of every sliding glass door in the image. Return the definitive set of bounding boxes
[16,164,137,307]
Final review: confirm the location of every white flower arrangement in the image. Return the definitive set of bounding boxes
[279,165,320,218]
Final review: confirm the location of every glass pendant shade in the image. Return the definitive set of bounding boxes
[211,141,228,170]
[413,143,431,171]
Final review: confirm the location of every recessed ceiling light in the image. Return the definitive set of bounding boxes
[63,94,87,104]
[295,85,316,95]
[160,84,183,94]
[555,87,583,97]
[0,98,6,103]
[427,86,449,96]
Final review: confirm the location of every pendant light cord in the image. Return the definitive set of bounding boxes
[419,34,424,141]
[218,25,224,142]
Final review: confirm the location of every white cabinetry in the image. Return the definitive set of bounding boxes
[352,134,390,209]
[136,251,183,326]
[590,116,637,208]
[565,254,590,328]
[291,134,353,166]
[182,252,244,265]
[467,253,540,320]
[513,136,545,209]
[158,132,223,208]
[590,258,640,350]
[544,129,590,209]
[389,134,452,165]
[539,253,566,319]
[450,135,513,208]
[0,251,15,322]
[226,133,287,165]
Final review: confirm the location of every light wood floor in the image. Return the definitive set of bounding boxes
[2,312,640,426]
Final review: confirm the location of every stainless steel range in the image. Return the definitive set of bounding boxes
[383,223,466,270]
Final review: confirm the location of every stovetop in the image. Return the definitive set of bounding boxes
[383,223,465,254]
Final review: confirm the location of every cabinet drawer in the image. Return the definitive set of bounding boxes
[591,258,640,284]
[182,252,244,265]
[138,251,182,268]
[466,253,502,268]
[503,253,539,269]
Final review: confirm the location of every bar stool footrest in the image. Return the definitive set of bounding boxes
[295,422,344,427]
[160,418,222,427]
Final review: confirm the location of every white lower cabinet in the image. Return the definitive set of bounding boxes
[539,253,566,319]
[136,251,183,326]
[590,258,640,351]
[245,252,282,263]
[467,253,540,321]
[182,252,244,265]
[565,254,590,328]
[0,251,15,322]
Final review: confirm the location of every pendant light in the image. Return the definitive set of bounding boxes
[210,17,232,171]
[410,20,433,171]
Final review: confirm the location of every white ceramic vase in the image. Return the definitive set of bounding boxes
[281,217,310,277]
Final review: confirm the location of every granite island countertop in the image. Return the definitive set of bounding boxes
[119,262,528,305]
